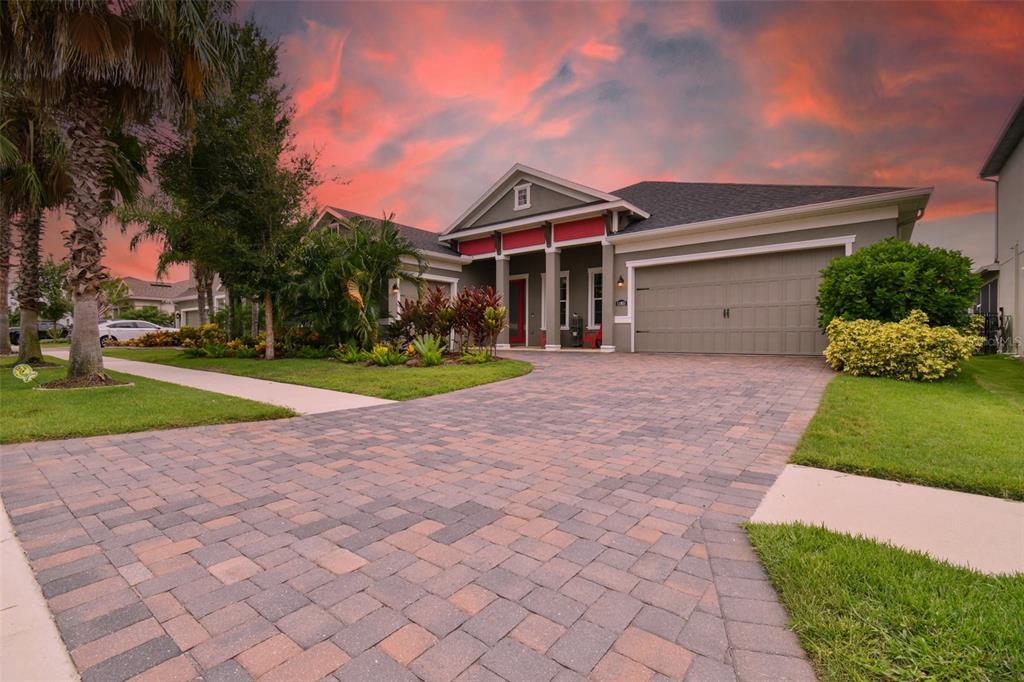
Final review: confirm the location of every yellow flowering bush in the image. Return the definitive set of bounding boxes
[824,310,982,381]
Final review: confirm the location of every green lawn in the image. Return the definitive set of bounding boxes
[105,348,533,400]
[1,358,293,444]
[792,355,1024,500]
[747,523,1024,681]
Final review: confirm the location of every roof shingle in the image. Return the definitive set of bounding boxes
[325,207,458,256]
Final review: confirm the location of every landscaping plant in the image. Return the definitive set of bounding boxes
[411,334,445,367]
[817,238,981,329]
[824,310,982,381]
[334,340,370,364]
[369,343,406,366]
[482,305,507,355]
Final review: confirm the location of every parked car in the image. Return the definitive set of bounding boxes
[98,319,178,346]
[9,321,71,346]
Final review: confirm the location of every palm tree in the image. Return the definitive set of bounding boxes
[0,118,18,356]
[1,0,234,380]
[0,94,72,364]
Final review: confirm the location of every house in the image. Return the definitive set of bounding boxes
[980,95,1024,355]
[119,275,226,327]
[325,164,932,355]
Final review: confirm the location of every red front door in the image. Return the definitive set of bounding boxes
[508,279,526,344]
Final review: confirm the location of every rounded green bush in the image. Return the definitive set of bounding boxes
[817,238,980,329]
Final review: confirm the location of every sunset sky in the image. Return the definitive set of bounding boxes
[41,0,1024,281]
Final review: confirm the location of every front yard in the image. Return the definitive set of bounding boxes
[104,348,533,400]
[747,523,1024,681]
[791,355,1024,500]
[1,358,293,444]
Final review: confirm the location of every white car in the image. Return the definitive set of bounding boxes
[98,320,178,346]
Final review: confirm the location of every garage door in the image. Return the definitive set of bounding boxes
[634,247,843,355]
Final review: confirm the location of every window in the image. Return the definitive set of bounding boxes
[588,268,603,329]
[540,271,569,330]
[513,183,531,211]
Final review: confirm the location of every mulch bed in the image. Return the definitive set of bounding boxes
[38,375,131,390]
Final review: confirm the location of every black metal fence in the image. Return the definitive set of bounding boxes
[977,312,1015,354]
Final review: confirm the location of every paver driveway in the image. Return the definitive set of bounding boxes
[2,352,831,682]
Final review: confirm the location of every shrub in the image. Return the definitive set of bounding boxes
[291,345,332,359]
[334,340,369,363]
[453,286,502,352]
[817,238,981,330]
[181,345,204,358]
[120,305,175,327]
[460,348,493,364]
[824,310,982,381]
[412,334,445,367]
[369,343,406,366]
[234,345,259,359]
[201,342,231,359]
[123,330,182,347]
[482,305,507,354]
[180,323,227,348]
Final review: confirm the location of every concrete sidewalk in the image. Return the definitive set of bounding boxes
[46,350,393,415]
[752,464,1024,575]
[1,500,79,682]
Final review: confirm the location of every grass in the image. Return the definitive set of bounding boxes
[746,523,1024,681]
[791,355,1024,500]
[104,348,533,400]
[0,357,293,444]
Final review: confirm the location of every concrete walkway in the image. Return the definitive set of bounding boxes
[45,349,393,415]
[752,464,1024,575]
[1,500,80,682]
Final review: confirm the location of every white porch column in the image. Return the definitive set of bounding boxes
[544,247,561,350]
[495,255,510,349]
[601,241,615,352]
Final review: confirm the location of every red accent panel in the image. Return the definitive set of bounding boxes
[458,236,495,256]
[554,216,605,242]
[502,227,546,250]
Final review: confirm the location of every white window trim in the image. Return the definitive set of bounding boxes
[587,267,603,330]
[513,182,532,211]
[540,270,570,330]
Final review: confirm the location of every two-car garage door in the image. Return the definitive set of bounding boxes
[633,247,843,355]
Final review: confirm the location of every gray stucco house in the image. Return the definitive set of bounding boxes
[980,95,1024,355]
[324,164,932,355]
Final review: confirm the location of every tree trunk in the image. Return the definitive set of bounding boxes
[67,291,102,378]
[226,289,236,338]
[206,280,215,321]
[196,266,209,326]
[16,212,43,364]
[65,91,115,380]
[0,210,13,355]
[251,298,259,336]
[263,291,274,360]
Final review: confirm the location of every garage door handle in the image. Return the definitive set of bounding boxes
[723,308,731,318]
[635,330,649,334]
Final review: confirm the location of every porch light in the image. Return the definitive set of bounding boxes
[616,275,624,288]
[392,282,400,295]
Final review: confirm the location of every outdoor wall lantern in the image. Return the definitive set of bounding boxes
[391,282,400,296]
[616,275,625,288]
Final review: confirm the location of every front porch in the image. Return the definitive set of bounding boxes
[460,240,617,352]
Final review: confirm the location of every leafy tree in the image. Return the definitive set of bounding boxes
[154,22,318,359]
[38,257,73,333]
[97,278,130,319]
[1,0,235,380]
[817,238,981,330]
[290,216,424,347]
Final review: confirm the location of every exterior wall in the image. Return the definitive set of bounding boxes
[125,297,175,314]
[392,264,461,316]
[996,141,1023,352]
[460,260,495,290]
[459,236,496,256]
[610,218,900,350]
[468,181,588,229]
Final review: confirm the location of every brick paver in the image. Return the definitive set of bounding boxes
[1,352,829,680]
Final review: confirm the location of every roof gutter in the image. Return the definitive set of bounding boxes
[438,200,650,243]
[607,187,933,245]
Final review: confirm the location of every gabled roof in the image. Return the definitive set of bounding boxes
[443,163,619,235]
[612,182,911,235]
[121,276,192,300]
[322,207,460,256]
[980,94,1024,178]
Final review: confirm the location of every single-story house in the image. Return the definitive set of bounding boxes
[119,275,226,327]
[321,163,932,355]
[979,94,1023,355]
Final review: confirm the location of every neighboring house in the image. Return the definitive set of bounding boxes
[980,95,1024,355]
[118,275,226,327]
[325,164,931,355]
[316,207,467,316]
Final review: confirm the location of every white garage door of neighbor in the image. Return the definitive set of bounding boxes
[633,247,843,355]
